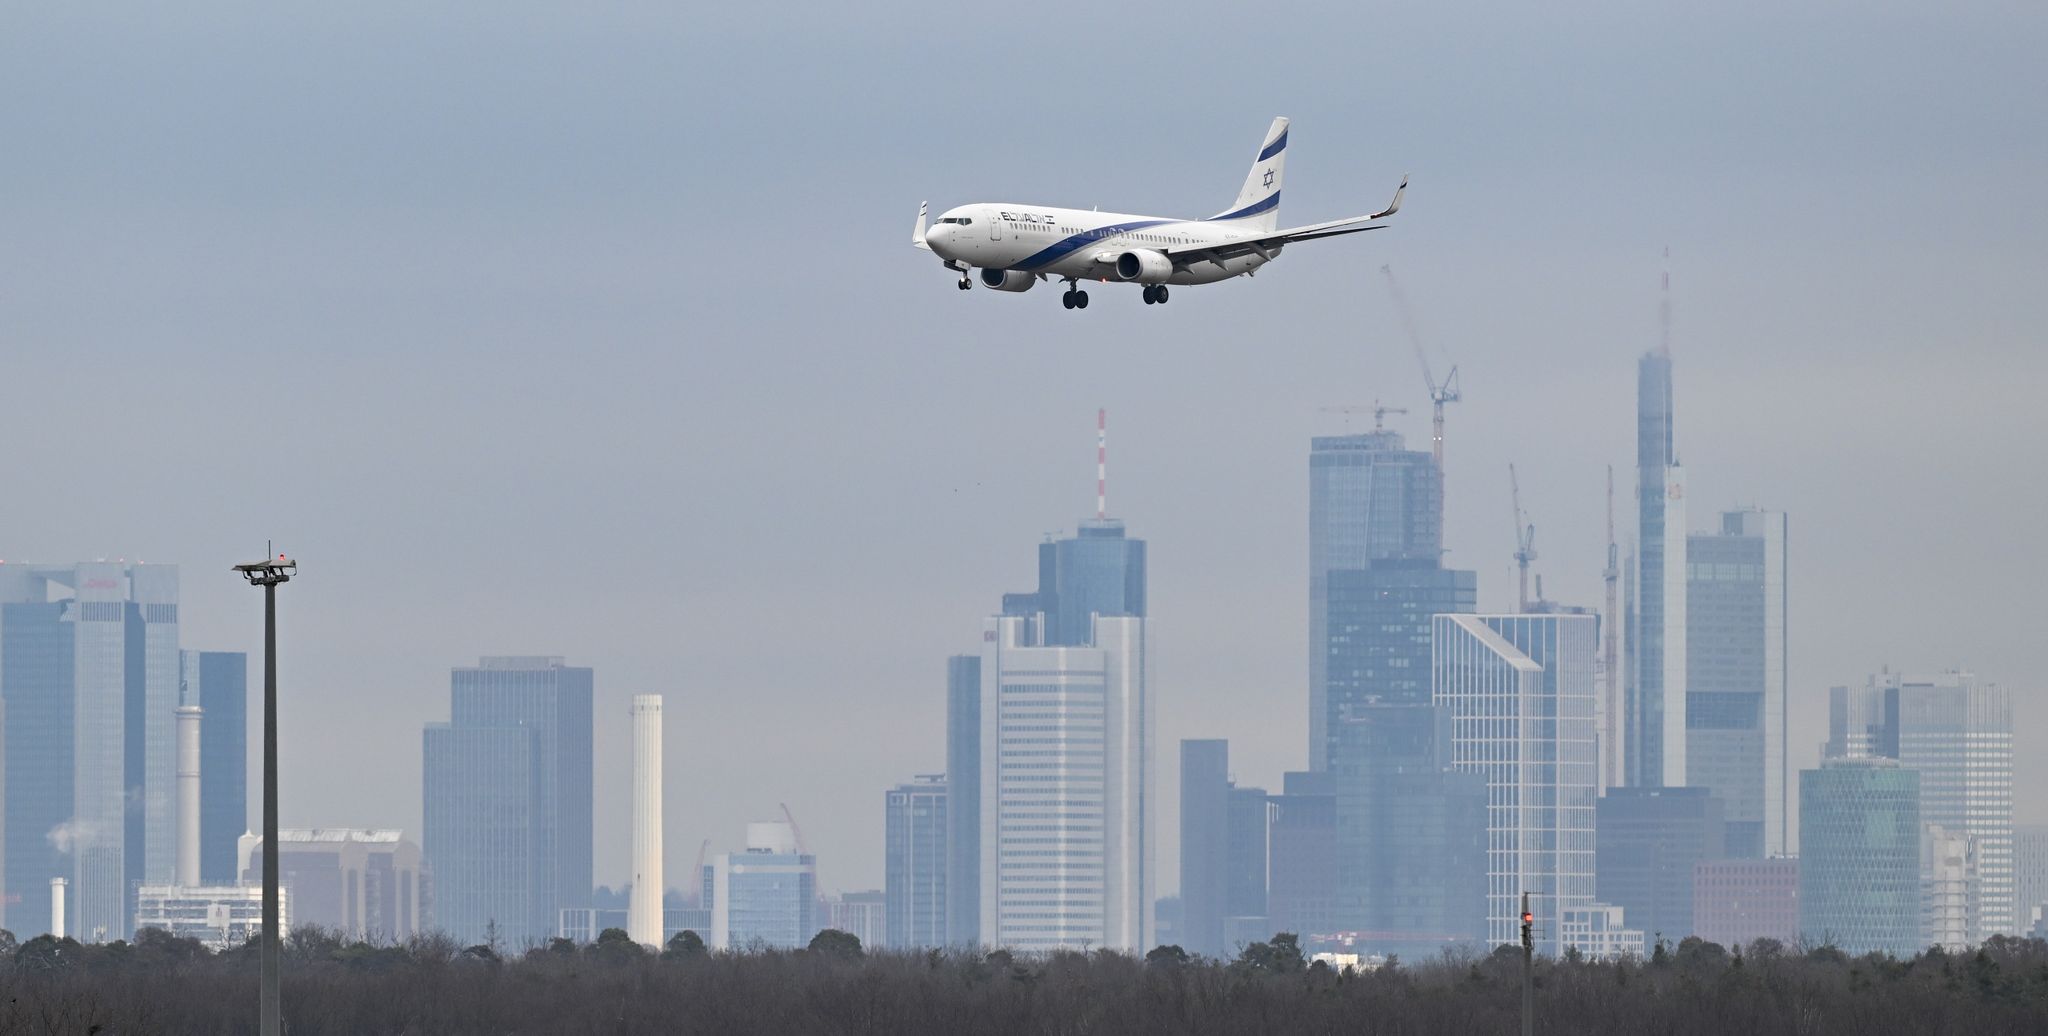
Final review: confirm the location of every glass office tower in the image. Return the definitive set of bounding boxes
[1800,758,1920,956]
[1628,351,1687,788]
[1685,509,1789,858]
[1307,431,1441,771]
[885,775,948,948]
[422,656,593,946]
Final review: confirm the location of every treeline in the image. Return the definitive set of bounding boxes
[1,926,2046,1034]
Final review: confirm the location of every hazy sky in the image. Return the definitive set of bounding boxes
[3,2,2044,897]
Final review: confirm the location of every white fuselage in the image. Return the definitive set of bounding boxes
[923,203,1275,285]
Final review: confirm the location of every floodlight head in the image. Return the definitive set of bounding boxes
[234,554,297,586]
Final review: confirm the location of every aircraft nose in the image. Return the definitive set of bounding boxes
[925,223,953,250]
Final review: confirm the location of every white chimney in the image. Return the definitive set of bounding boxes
[628,694,664,946]
[50,878,66,939]
[177,704,203,887]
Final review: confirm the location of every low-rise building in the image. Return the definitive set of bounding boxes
[1692,858,1799,949]
[241,829,427,940]
[133,884,281,948]
[1559,904,1645,961]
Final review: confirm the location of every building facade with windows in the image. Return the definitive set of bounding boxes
[712,822,817,950]
[1433,613,1600,954]
[1684,509,1789,858]
[1308,431,1441,771]
[1692,858,1798,949]
[885,775,947,948]
[1627,351,1687,789]
[0,561,180,942]
[1799,758,1919,956]
[422,656,593,946]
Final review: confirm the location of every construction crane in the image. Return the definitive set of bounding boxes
[778,802,809,855]
[1382,265,1461,467]
[690,838,711,906]
[1602,465,1621,790]
[1320,400,1408,431]
[1510,464,1537,612]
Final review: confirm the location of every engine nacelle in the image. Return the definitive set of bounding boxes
[1114,249,1173,284]
[978,268,1036,292]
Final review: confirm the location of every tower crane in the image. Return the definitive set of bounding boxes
[1510,464,1537,612]
[1319,400,1407,431]
[1382,265,1461,468]
[779,802,810,855]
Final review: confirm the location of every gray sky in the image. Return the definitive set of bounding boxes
[3,2,2044,896]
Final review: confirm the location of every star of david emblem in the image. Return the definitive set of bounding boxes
[1262,168,1275,188]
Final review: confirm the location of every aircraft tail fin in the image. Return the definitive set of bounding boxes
[1214,116,1287,231]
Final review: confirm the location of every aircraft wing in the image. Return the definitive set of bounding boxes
[1162,177,1405,269]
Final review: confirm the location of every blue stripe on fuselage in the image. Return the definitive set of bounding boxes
[1257,131,1287,161]
[1014,219,1174,271]
[1207,192,1279,221]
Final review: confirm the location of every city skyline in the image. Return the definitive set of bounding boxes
[2,2,2043,904]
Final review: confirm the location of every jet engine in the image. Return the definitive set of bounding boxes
[978,268,1036,292]
[1114,250,1173,284]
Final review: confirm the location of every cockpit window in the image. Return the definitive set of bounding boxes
[935,217,974,225]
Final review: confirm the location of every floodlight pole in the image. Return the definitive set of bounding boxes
[236,553,295,1036]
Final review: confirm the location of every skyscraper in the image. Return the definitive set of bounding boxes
[711,822,816,950]
[1433,613,1600,954]
[1000,521,1146,649]
[1800,758,1920,956]
[885,775,948,949]
[1179,740,1270,958]
[980,611,1149,953]
[1307,430,1441,771]
[1596,787,1725,943]
[1829,670,2016,940]
[0,561,179,941]
[422,656,593,946]
[1627,351,1687,788]
[1330,702,1488,955]
[944,655,980,946]
[1266,771,1337,940]
[1685,508,1789,858]
[182,651,248,885]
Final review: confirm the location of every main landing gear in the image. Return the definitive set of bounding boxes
[1142,285,1171,305]
[1060,282,1090,310]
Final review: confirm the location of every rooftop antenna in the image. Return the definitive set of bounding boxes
[1659,246,1672,357]
[1096,408,1108,519]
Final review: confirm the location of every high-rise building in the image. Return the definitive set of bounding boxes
[944,655,980,946]
[1827,671,2015,940]
[240,829,427,940]
[1923,825,1976,952]
[1799,758,1920,956]
[1266,771,1337,940]
[181,651,247,885]
[1692,858,1799,949]
[1000,520,1145,649]
[1179,740,1269,957]
[2016,824,2048,930]
[1325,559,1476,738]
[1331,702,1487,956]
[422,656,593,946]
[1596,786,1725,944]
[1626,352,1686,788]
[827,890,887,949]
[885,775,948,949]
[0,561,179,941]
[1685,509,1789,858]
[1307,430,1441,771]
[980,612,1149,952]
[711,822,816,950]
[1433,613,1600,954]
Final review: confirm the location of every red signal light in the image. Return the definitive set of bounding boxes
[1522,913,1534,924]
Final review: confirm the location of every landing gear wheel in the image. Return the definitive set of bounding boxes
[1074,290,1089,309]
[1154,285,1169,304]
[957,277,971,290]
[1062,291,1076,310]
[1142,286,1156,305]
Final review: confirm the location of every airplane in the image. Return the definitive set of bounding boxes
[912,116,1405,310]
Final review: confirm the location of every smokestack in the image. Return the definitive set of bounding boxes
[629,694,664,946]
[177,704,203,887]
[50,878,66,939]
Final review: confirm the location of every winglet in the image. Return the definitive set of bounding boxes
[1368,176,1407,221]
[912,200,930,250]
